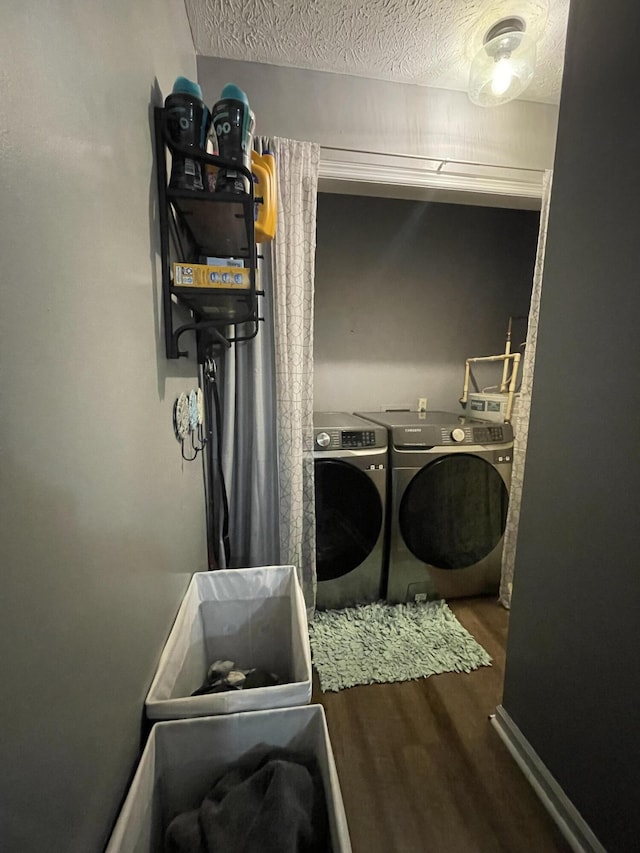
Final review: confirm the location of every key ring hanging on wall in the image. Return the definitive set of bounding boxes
[174,391,199,461]
[174,388,208,460]
[189,388,206,454]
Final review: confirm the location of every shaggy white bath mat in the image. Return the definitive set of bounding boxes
[309,600,492,692]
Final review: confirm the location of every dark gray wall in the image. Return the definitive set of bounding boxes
[314,194,539,413]
[502,2,640,850]
[0,2,205,851]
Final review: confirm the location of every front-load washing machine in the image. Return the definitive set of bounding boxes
[356,411,513,603]
[313,412,387,610]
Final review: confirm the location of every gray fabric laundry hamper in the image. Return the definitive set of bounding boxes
[105,705,352,852]
[145,565,312,719]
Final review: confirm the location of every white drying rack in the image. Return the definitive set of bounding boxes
[459,316,525,423]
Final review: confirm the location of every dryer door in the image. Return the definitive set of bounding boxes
[399,454,508,570]
[315,459,383,581]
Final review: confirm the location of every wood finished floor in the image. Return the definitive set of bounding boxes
[312,598,571,853]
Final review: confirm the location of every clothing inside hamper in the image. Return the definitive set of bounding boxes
[190,659,281,696]
[164,745,331,852]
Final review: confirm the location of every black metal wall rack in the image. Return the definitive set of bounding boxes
[154,107,262,361]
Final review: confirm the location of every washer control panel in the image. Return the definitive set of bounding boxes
[314,429,378,450]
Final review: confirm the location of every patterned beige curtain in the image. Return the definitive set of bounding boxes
[272,137,320,612]
[500,170,553,608]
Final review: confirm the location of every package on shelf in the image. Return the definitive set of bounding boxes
[172,261,251,289]
[145,565,312,720]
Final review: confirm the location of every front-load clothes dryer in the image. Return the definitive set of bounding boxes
[313,412,387,610]
[356,411,513,603]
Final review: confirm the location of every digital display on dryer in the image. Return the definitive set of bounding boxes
[342,430,376,448]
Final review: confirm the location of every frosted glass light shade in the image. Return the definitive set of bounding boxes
[468,31,537,107]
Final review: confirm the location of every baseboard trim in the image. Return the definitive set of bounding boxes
[491,705,607,853]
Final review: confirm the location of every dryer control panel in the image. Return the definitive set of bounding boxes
[314,429,378,450]
[389,420,514,447]
[472,425,508,444]
[435,423,513,445]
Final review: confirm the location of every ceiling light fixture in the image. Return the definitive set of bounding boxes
[468,16,536,107]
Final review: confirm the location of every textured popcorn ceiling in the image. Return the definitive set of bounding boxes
[186,0,570,103]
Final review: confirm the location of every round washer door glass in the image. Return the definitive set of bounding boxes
[315,459,383,581]
[399,454,508,570]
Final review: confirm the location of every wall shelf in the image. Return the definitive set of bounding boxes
[154,107,260,360]
[168,189,253,258]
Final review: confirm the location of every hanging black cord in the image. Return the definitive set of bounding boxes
[203,355,231,569]
[199,363,216,570]
[210,358,231,567]
[204,360,221,570]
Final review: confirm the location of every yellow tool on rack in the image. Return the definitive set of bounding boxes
[251,150,277,243]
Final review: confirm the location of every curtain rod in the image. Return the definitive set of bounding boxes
[319,145,545,175]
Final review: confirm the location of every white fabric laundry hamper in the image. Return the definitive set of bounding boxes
[105,705,352,852]
[145,565,312,719]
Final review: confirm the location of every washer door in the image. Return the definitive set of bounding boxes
[315,459,383,581]
[399,454,508,570]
